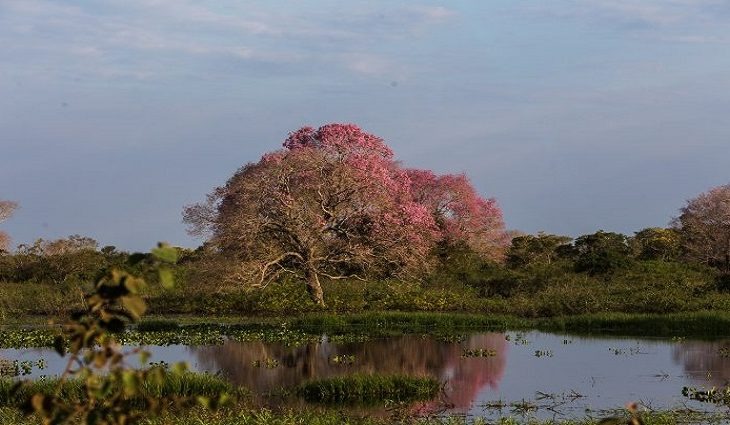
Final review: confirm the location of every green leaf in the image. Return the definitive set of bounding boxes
[53,335,66,356]
[158,267,175,289]
[121,296,147,321]
[30,394,47,413]
[104,318,125,333]
[151,243,178,263]
[122,371,140,396]
[139,351,151,366]
[196,396,210,409]
[171,362,188,375]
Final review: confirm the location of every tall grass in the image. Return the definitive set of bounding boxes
[0,372,238,408]
[290,311,527,334]
[536,311,730,337]
[296,374,440,404]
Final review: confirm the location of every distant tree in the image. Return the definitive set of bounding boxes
[184,124,438,306]
[573,230,632,275]
[41,234,98,255]
[406,169,507,261]
[672,184,730,272]
[7,235,102,285]
[630,227,681,261]
[0,200,18,252]
[506,232,573,268]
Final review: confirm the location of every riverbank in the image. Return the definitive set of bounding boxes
[0,406,727,425]
[5,311,730,349]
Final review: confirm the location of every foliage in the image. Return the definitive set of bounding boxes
[673,184,730,272]
[0,373,234,409]
[183,123,504,306]
[407,169,507,261]
[11,243,228,425]
[0,227,726,320]
[0,200,18,252]
[630,228,680,261]
[506,232,573,268]
[573,231,632,275]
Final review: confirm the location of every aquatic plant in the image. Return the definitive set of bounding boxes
[460,348,496,358]
[251,359,279,369]
[296,374,440,404]
[330,355,356,365]
[533,350,553,358]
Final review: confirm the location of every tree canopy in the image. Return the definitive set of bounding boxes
[407,169,506,261]
[0,200,18,252]
[184,124,506,305]
[673,184,730,272]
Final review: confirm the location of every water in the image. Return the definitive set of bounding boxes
[3,331,730,420]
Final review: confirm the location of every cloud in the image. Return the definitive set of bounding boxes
[532,0,727,28]
[408,5,457,22]
[0,1,456,82]
[342,53,400,77]
[656,34,730,44]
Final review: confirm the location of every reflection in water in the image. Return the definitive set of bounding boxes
[8,332,730,418]
[193,333,506,409]
[673,341,730,386]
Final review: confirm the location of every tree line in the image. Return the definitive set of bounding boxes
[1,123,729,309]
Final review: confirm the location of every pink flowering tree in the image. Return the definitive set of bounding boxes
[0,200,17,251]
[407,169,507,261]
[184,124,437,306]
[673,184,730,272]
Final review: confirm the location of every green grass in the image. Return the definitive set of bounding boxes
[289,311,528,334]
[7,310,730,349]
[295,374,440,404]
[292,310,730,338]
[534,311,730,337]
[136,319,180,332]
[0,372,239,408]
[0,407,727,425]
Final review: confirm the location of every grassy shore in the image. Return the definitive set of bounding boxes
[4,311,730,350]
[0,372,240,409]
[0,406,727,425]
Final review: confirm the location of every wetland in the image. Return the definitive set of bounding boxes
[5,318,730,422]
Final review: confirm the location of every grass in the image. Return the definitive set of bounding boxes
[0,407,728,425]
[0,372,240,408]
[535,311,730,336]
[1,258,728,321]
[136,319,180,332]
[284,310,730,338]
[295,374,440,404]
[7,310,730,349]
[289,311,528,334]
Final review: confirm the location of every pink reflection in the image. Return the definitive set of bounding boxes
[192,332,507,410]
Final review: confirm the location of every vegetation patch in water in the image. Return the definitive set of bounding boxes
[461,348,496,358]
[136,319,180,332]
[9,311,730,350]
[296,374,439,404]
[0,360,46,377]
[0,372,240,408]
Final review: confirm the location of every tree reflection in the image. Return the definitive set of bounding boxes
[192,332,506,409]
[673,340,730,386]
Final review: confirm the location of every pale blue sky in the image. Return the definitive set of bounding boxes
[1,0,728,251]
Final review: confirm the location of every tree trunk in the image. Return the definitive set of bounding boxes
[305,267,325,307]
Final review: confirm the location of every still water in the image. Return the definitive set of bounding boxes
[3,331,730,420]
